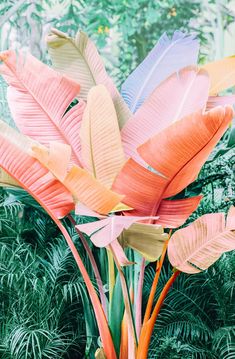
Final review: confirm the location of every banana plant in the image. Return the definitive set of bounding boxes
[0,27,235,358]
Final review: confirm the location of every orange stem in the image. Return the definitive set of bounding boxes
[54,217,117,359]
[137,270,180,359]
[143,238,169,324]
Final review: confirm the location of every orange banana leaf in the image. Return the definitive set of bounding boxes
[0,49,85,166]
[138,106,233,198]
[112,158,168,216]
[113,106,233,220]
[202,56,235,95]
[46,28,131,128]
[156,196,203,228]
[80,85,125,188]
[64,166,123,215]
[32,143,123,215]
[168,207,235,274]
[121,66,210,160]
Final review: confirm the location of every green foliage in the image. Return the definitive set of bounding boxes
[144,251,235,359]
[0,188,89,359]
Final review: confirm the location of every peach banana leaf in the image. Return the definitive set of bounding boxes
[46,28,131,128]
[168,206,235,274]
[32,142,123,215]
[0,49,85,167]
[202,56,235,95]
[121,31,199,113]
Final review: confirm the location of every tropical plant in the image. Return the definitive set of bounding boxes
[0,25,235,359]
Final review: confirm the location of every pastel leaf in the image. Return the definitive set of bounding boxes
[64,166,123,215]
[121,66,210,159]
[119,222,168,261]
[168,211,235,274]
[76,215,159,247]
[138,106,234,198]
[32,142,71,182]
[226,206,235,230]
[0,50,85,167]
[206,95,235,111]
[156,196,203,228]
[0,121,74,218]
[80,85,125,188]
[46,28,131,128]
[202,56,235,95]
[121,31,199,113]
[112,158,168,216]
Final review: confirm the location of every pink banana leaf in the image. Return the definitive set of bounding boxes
[206,95,235,111]
[168,207,235,274]
[0,50,85,166]
[76,215,160,266]
[121,66,210,160]
[112,106,233,222]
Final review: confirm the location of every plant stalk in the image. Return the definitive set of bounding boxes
[110,245,138,358]
[137,270,180,359]
[135,257,145,339]
[107,248,115,302]
[53,216,117,359]
[143,238,169,324]
[68,214,107,317]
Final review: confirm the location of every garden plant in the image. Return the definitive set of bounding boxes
[0,26,235,359]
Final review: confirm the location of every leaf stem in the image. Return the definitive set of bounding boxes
[143,236,170,324]
[67,214,107,317]
[107,248,115,302]
[137,270,180,359]
[53,216,117,359]
[110,245,138,356]
[135,257,145,339]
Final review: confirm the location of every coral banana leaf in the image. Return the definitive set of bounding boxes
[202,56,235,95]
[0,120,74,218]
[156,197,203,228]
[0,123,117,359]
[80,85,125,188]
[32,143,123,215]
[0,50,85,166]
[46,28,131,128]
[113,106,233,219]
[121,31,199,113]
[168,207,235,273]
[121,66,210,159]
